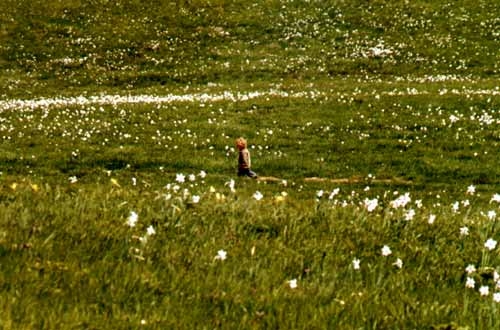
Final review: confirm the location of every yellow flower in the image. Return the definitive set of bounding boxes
[110,178,121,187]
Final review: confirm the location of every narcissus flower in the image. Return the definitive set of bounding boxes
[491,194,500,203]
[127,211,138,227]
[393,258,403,269]
[176,173,185,183]
[466,185,476,195]
[465,264,476,274]
[381,245,392,257]
[465,277,475,289]
[214,250,227,261]
[253,191,263,201]
[484,238,497,251]
[146,225,155,236]
[480,285,490,296]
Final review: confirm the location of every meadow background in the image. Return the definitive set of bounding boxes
[0,0,499,329]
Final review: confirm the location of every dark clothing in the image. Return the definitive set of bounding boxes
[238,168,258,178]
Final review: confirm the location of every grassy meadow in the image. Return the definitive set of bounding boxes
[0,0,499,329]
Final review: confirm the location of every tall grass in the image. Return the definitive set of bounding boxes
[0,0,499,329]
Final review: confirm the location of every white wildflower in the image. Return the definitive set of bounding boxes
[491,194,500,203]
[393,258,403,269]
[390,192,411,208]
[465,264,476,274]
[127,211,138,227]
[485,238,497,251]
[253,191,263,201]
[214,249,227,261]
[364,198,378,212]
[480,285,490,296]
[176,173,185,183]
[146,225,155,236]
[381,245,392,257]
[466,185,476,195]
[465,277,475,289]
[404,209,416,221]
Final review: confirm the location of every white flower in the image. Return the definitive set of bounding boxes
[352,258,361,270]
[364,198,378,212]
[214,249,227,261]
[480,285,490,296]
[428,214,436,224]
[404,209,415,221]
[146,225,155,236]
[449,114,459,123]
[329,188,340,199]
[253,191,263,201]
[494,292,500,303]
[465,264,476,274]
[192,195,200,203]
[465,277,475,289]
[466,185,476,195]
[188,174,196,182]
[485,238,497,251]
[69,176,78,184]
[226,179,235,192]
[175,173,185,183]
[452,201,460,213]
[127,211,138,227]
[491,194,500,203]
[393,258,403,269]
[199,170,207,179]
[460,226,469,236]
[381,245,392,257]
[487,210,497,220]
[288,279,298,289]
[390,192,411,208]
[316,190,324,198]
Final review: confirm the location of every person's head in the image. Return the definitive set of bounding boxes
[236,137,247,150]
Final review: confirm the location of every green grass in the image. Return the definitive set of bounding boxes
[0,0,499,329]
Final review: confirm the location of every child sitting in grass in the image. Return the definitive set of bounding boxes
[236,137,257,178]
